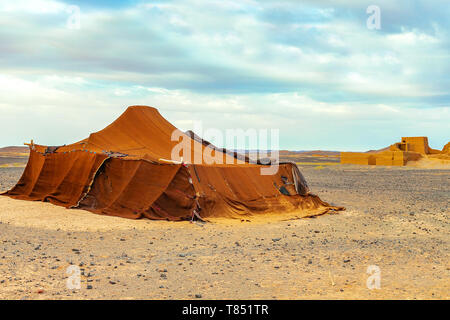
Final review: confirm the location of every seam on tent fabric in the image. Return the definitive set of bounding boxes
[82,140,148,154]
[184,165,205,222]
[70,156,111,209]
[186,165,202,197]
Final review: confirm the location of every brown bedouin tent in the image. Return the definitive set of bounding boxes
[2,106,343,221]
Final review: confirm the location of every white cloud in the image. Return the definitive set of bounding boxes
[387,30,440,45]
[0,0,67,14]
[0,0,448,150]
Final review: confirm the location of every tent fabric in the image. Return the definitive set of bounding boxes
[5,150,108,208]
[2,105,343,221]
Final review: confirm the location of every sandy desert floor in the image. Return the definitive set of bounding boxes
[0,165,448,300]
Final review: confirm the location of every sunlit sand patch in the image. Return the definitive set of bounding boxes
[0,195,342,231]
[0,163,27,168]
[0,196,187,232]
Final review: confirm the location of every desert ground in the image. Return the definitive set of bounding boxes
[0,147,28,168]
[0,164,448,300]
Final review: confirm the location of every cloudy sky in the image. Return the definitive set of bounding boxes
[1,0,449,151]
